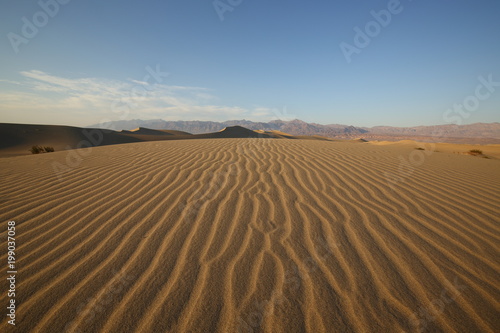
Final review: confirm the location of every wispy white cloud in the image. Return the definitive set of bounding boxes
[0,70,279,125]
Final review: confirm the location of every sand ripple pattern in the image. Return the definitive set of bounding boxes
[0,139,499,333]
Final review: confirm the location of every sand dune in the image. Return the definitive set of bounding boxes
[0,124,331,158]
[123,128,193,136]
[0,123,141,157]
[0,138,499,332]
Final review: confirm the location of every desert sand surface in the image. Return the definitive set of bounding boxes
[368,140,500,159]
[1,138,499,333]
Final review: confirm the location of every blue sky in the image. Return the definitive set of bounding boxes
[1,0,499,127]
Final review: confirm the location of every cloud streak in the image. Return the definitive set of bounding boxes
[0,70,276,125]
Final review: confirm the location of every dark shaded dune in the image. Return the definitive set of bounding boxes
[132,128,172,135]
[126,127,192,136]
[0,123,82,150]
[195,126,274,139]
[0,123,141,157]
[119,133,196,142]
[157,129,192,136]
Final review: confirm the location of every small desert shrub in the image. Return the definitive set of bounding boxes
[415,147,425,150]
[30,145,43,154]
[30,145,55,154]
[468,149,483,156]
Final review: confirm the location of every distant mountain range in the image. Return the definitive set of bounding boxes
[88,119,500,143]
[90,119,368,136]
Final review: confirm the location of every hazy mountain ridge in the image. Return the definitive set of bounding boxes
[89,119,500,140]
[89,119,369,136]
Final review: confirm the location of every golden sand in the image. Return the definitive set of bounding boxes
[0,138,499,332]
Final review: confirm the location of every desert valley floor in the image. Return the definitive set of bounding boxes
[0,138,499,332]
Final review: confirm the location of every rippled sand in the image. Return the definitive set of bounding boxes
[0,138,499,332]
